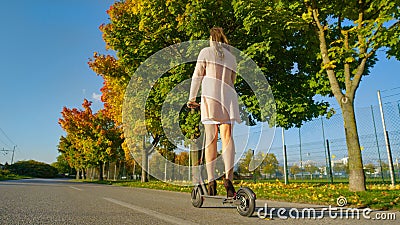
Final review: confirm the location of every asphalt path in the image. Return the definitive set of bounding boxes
[0,178,398,224]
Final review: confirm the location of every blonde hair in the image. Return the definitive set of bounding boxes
[210,27,229,59]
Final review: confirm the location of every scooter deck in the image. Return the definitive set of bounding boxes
[200,195,227,200]
[200,195,241,205]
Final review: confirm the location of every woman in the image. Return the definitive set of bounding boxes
[187,27,240,197]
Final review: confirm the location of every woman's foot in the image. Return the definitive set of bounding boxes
[223,177,236,198]
[207,180,217,196]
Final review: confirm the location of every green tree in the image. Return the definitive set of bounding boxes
[380,161,390,173]
[58,100,124,180]
[92,0,333,183]
[233,0,399,191]
[333,162,349,175]
[8,160,58,178]
[58,135,86,179]
[51,154,73,175]
[91,0,189,182]
[304,163,319,174]
[261,153,279,178]
[290,164,302,175]
[175,151,189,166]
[238,150,254,175]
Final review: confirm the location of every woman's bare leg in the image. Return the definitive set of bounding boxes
[204,124,218,181]
[220,123,235,181]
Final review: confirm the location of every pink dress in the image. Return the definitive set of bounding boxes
[189,45,241,124]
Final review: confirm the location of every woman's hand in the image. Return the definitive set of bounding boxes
[187,101,200,109]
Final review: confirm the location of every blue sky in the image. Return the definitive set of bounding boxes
[0,1,399,165]
[0,0,114,164]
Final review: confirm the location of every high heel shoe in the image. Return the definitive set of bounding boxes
[223,177,236,198]
[207,180,217,196]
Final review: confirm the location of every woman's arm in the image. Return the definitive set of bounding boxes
[188,50,207,107]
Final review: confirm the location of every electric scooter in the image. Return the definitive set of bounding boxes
[190,181,256,217]
[187,102,256,216]
[189,132,256,217]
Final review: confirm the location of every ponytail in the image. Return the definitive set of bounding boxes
[210,27,229,59]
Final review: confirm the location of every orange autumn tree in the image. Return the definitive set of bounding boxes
[88,0,189,182]
[58,136,86,179]
[87,52,137,176]
[58,99,124,180]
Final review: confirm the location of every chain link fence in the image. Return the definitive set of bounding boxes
[265,91,400,184]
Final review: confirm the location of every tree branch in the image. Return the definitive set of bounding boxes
[364,0,386,21]
[388,20,400,30]
[337,0,344,30]
[357,0,366,55]
[343,31,352,95]
[148,134,160,155]
[366,22,383,47]
[367,19,398,51]
[345,0,369,100]
[310,3,344,102]
[351,57,367,97]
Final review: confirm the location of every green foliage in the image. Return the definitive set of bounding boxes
[290,164,302,175]
[95,0,333,150]
[7,160,58,178]
[0,169,28,181]
[261,153,279,176]
[51,154,74,175]
[58,100,124,180]
[231,0,399,191]
[232,0,332,128]
[0,169,11,176]
[85,0,398,190]
[238,150,254,174]
[238,150,279,177]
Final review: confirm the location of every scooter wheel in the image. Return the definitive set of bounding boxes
[236,187,256,217]
[191,185,204,208]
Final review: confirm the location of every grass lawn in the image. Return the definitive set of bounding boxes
[87,179,400,211]
[0,173,30,181]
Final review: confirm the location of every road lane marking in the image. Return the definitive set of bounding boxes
[69,186,83,191]
[103,197,198,225]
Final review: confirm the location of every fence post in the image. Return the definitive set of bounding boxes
[282,128,289,184]
[326,139,333,184]
[299,128,304,180]
[321,117,330,182]
[377,90,396,186]
[188,143,191,182]
[252,150,256,183]
[371,105,385,183]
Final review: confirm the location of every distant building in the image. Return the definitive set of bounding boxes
[331,157,348,166]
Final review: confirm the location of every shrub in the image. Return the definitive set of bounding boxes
[8,160,58,178]
[0,169,11,176]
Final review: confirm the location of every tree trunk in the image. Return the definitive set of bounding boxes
[341,99,366,191]
[99,161,104,181]
[81,169,86,180]
[133,161,136,179]
[141,137,149,182]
